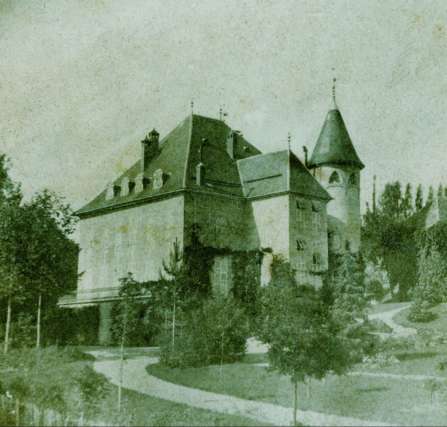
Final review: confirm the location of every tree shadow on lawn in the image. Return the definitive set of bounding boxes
[396,351,438,361]
[356,386,389,393]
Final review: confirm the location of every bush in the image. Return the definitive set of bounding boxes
[408,303,437,323]
[160,296,249,368]
[363,319,393,333]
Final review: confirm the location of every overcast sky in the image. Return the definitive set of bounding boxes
[1,0,447,222]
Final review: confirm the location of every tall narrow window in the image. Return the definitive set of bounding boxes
[329,171,340,184]
[296,239,306,251]
[348,173,357,185]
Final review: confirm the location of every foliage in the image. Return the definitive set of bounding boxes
[258,276,352,381]
[362,180,419,299]
[411,222,447,308]
[256,256,355,425]
[328,251,369,324]
[74,365,109,414]
[231,250,262,324]
[364,258,390,302]
[159,295,249,368]
[408,302,437,323]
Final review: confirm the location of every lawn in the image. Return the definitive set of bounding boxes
[0,347,268,426]
[147,360,447,426]
[393,303,447,334]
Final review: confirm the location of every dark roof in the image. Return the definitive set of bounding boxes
[237,150,331,201]
[308,108,364,170]
[76,114,260,216]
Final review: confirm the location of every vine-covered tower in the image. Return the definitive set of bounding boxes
[307,80,364,253]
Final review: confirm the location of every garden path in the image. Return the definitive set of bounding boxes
[90,352,393,427]
[368,304,417,337]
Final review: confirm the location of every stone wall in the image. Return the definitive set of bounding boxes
[313,165,361,253]
[183,191,254,251]
[77,195,185,302]
[288,194,328,288]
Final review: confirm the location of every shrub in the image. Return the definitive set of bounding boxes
[160,296,249,368]
[408,303,437,323]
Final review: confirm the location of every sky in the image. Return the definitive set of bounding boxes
[1,0,447,227]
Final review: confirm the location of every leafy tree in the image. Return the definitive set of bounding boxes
[0,156,24,354]
[415,184,424,211]
[160,238,185,353]
[426,185,434,207]
[159,295,249,368]
[74,365,108,419]
[329,252,368,324]
[20,190,78,348]
[257,257,352,426]
[401,183,413,219]
[362,181,419,299]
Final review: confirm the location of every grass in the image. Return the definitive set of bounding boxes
[0,346,268,426]
[147,360,447,426]
[393,303,447,333]
[108,385,270,426]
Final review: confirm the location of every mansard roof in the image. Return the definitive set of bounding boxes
[237,150,331,201]
[308,108,364,170]
[76,114,260,216]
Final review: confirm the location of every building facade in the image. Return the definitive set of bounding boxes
[61,101,364,343]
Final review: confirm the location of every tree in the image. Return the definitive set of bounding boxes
[74,365,108,421]
[401,183,413,219]
[257,257,352,426]
[426,185,434,207]
[415,184,424,211]
[20,190,78,348]
[330,252,368,324]
[160,238,185,353]
[112,273,146,411]
[0,156,24,354]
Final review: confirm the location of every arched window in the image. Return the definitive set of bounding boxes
[329,171,340,184]
[348,173,357,186]
[312,253,322,266]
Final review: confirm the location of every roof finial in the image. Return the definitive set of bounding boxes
[331,76,338,109]
[287,132,291,150]
[190,100,194,114]
[219,106,223,121]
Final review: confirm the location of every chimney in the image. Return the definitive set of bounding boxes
[196,162,205,186]
[226,131,238,159]
[141,128,160,172]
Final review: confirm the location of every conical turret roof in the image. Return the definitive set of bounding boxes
[308,108,364,170]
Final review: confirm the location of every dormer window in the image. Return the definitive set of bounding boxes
[153,169,164,190]
[129,181,136,194]
[311,201,321,213]
[143,177,151,190]
[113,185,121,197]
[329,171,340,184]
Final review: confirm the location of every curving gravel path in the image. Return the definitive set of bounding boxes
[368,304,417,337]
[90,352,394,427]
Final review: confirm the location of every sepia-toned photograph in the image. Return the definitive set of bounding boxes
[1,1,447,425]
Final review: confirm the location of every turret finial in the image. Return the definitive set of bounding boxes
[287,132,291,150]
[190,100,194,114]
[332,77,338,109]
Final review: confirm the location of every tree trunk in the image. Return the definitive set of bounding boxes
[219,330,224,380]
[293,380,298,427]
[36,293,42,348]
[118,310,127,413]
[15,398,19,427]
[171,292,176,351]
[4,297,11,354]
